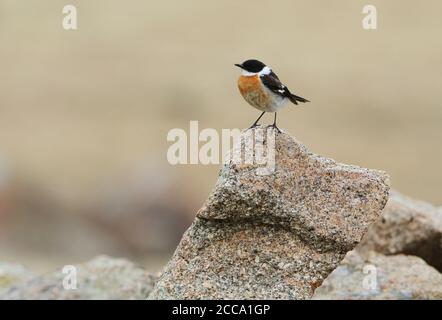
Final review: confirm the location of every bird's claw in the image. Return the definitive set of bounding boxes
[267,124,281,133]
[247,124,258,130]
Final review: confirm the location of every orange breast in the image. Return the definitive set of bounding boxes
[238,74,260,94]
[237,75,270,111]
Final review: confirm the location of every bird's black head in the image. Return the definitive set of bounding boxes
[235,59,266,73]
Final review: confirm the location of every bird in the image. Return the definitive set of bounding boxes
[235,59,309,132]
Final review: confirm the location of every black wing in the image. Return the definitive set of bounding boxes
[260,71,309,105]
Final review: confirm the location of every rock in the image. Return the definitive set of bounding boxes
[358,191,442,272]
[149,127,390,299]
[1,256,157,300]
[0,263,34,295]
[314,191,442,299]
[312,250,442,299]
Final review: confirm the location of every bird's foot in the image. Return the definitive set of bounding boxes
[267,124,281,133]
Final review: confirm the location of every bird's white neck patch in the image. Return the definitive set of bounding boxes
[241,66,272,77]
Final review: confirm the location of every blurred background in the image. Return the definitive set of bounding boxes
[0,0,441,273]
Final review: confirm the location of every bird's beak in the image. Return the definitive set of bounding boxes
[234,63,243,69]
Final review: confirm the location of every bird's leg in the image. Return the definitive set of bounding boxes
[248,112,265,129]
[268,112,281,133]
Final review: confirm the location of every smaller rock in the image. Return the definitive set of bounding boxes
[0,263,34,295]
[312,250,442,300]
[358,191,442,272]
[1,256,157,300]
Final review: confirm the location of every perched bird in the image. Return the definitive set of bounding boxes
[235,59,309,132]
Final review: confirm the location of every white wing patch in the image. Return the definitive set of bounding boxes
[277,85,286,93]
[258,66,272,76]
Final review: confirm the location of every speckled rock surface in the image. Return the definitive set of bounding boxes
[0,263,34,295]
[150,127,390,299]
[358,191,442,272]
[312,250,442,300]
[1,256,157,300]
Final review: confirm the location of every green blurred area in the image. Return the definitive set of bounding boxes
[0,0,441,272]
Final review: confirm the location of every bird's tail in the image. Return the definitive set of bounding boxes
[288,94,309,105]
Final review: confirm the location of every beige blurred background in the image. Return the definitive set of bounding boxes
[0,0,441,272]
